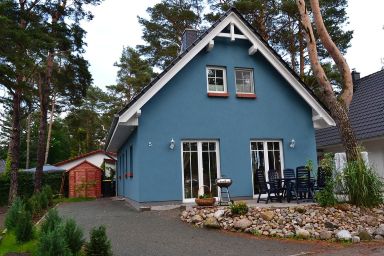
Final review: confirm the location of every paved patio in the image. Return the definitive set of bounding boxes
[57,198,384,256]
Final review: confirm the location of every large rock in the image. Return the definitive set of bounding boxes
[214,209,225,219]
[204,217,220,229]
[373,224,384,236]
[319,230,333,240]
[358,230,372,241]
[191,215,203,223]
[374,235,384,240]
[260,211,275,221]
[324,222,338,229]
[296,229,310,239]
[366,216,379,227]
[336,230,352,241]
[233,218,252,230]
[352,236,360,243]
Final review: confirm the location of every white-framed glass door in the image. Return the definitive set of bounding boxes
[181,141,220,202]
[250,140,284,196]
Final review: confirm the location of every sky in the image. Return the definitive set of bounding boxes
[81,0,384,88]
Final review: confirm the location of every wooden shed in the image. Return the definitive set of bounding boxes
[68,161,102,198]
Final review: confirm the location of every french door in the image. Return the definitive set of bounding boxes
[250,140,284,196]
[182,141,220,202]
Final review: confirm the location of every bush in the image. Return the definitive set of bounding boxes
[41,209,62,234]
[63,218,84,255]
[37,225,71,256]
[27,194,42,216]
[38,192,49,210]
[42,185,54,206]
[85,226,112,256]
[342,161,383,208]
[315,178,338,207]
[15,208,34,243]
[5,197,25,230]
[229,201,248,215]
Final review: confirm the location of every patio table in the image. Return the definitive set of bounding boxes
[276,177,316,202]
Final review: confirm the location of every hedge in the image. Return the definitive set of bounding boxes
[0,172,66,206]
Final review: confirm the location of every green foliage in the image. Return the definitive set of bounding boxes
[229,201,248,215]
[305,159,314,172]
[319,153,334,173]
[37,225,72,256]
[63,218,85,255]
[27,194,42,216]
[315,178,338,207]
[42,185,54,206]
[342,161,384,208]
[5,197,25,230]
[38,191,49,210]
[0,231,38,255]
[15,208,34,243]
[41,209,62,235]
[85,226,112,256]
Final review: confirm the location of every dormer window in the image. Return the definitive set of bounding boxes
[207,67,228,96]
[235,68,256,98]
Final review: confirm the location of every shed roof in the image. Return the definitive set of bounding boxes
[67,160,103,173]
[316,70,384,147]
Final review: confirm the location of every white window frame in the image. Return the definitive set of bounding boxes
[249,140,284,198]
[235,68,255,94]
[180,140,221,203]
[206,67,227,93]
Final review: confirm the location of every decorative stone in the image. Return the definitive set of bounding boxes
[324,222,338,229]
[374,235,384,240]
[204,217,220,229]
[373,225,384,236]
[335,204,350,211]
[319,230,333,240]
[351,236,360,243]
[295,206,306,214]
[214,209,225,219]
[233,218,252,230]
[191,215,203,223]
[260,211,274,221]
[366,216,379,227]
[358,230,372,241]
[296,228,310,239]
[336,230,352,241]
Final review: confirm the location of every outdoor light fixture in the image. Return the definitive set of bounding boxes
[289,139,296,149]
[169,138,175,150]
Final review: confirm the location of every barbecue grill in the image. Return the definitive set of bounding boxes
[216,177,233,205]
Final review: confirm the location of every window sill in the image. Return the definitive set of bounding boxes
[207,92,229,97]
[236,93,256,99]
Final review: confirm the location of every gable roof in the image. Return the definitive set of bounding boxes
[316,70,384,147]
[54,150,116,166]
[106,8,335,152]
[67,160,103,173]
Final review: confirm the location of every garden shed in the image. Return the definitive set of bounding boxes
[68,161,102,198]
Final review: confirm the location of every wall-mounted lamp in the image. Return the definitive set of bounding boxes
[169,138,175,150]
[289,139,296,149]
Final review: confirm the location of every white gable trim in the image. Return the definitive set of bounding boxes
[107,12,335,151]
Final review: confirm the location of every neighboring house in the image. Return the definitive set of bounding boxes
[54,150,116,171]
[105,8,335,204]
[316,70,384,177]
[0,159,6,174]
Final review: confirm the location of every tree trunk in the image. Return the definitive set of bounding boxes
[25,113,31,169]
[298,25,305,78]
[45,94,56,164]
[8,89,22,204]
[296,0,359,161]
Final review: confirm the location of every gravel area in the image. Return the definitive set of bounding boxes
[57,199,384,256]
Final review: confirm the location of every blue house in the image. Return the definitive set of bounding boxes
[105,9,335,204]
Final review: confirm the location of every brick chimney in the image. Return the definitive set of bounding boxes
[351,70,360,83]
[181,29,199,53]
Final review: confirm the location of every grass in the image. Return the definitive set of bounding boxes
[53,197,95,204]
[0,231,38,256]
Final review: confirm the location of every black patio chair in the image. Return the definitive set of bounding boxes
[314,167,332,191]
[283,168,295,200]
[292,166,313,203]
[255,169,282,204]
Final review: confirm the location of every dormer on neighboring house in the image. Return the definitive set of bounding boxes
[106,8,335,205]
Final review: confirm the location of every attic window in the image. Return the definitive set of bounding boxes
[235,68,256,98]
[206,67,228,97]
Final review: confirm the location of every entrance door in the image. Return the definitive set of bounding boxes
[182,141,220,202]
[250,140,284,196]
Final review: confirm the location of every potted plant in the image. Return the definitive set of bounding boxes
[195,186,215,206]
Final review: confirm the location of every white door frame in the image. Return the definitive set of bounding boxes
[250,140,284,198]
[181,140,221,203]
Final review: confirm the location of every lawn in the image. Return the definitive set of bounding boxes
[0,231,38,256]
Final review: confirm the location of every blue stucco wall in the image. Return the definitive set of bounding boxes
[118,38,317,202]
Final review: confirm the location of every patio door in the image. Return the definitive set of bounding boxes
[250,140,284,196]
[182,141,220,202]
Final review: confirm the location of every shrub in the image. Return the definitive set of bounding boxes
[38,191,49,210]
[85,226,112,256]
[41,209,62,234]
[63,218,85,255]
[37,225,71,256]
[42,185,54,206]
[315,178,338,207]
[15,208,34,243]
[27,194,42,216]
[342,161,383,208]
[5,197,25,230]
[229,201,248,215]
